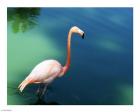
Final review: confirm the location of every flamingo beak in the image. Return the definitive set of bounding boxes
[82,33,85,39]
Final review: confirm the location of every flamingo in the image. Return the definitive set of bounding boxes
[18,26,85,99]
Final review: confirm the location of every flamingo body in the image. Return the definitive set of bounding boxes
[18,60,63,92]
[30,60,62,83]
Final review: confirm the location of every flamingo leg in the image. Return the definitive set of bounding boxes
[36,83,48,100]
[36,84,41,95]
[36,83,44,99]
[40,83,48,98]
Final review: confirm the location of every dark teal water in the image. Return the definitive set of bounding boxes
[8,8,133,105]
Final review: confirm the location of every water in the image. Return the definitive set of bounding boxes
[7,8,133,105]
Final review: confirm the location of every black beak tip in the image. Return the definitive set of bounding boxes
[82,33,85,39]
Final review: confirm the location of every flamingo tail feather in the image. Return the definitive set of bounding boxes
[18,78,32,92]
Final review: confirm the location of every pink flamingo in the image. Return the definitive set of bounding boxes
[18,26,84,98]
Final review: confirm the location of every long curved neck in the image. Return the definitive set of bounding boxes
[64,30,72,73]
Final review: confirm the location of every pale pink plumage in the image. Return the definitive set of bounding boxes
[18,26,84,93]
[18,60,63,92]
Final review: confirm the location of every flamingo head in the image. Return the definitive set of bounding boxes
[70,26,85,39]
